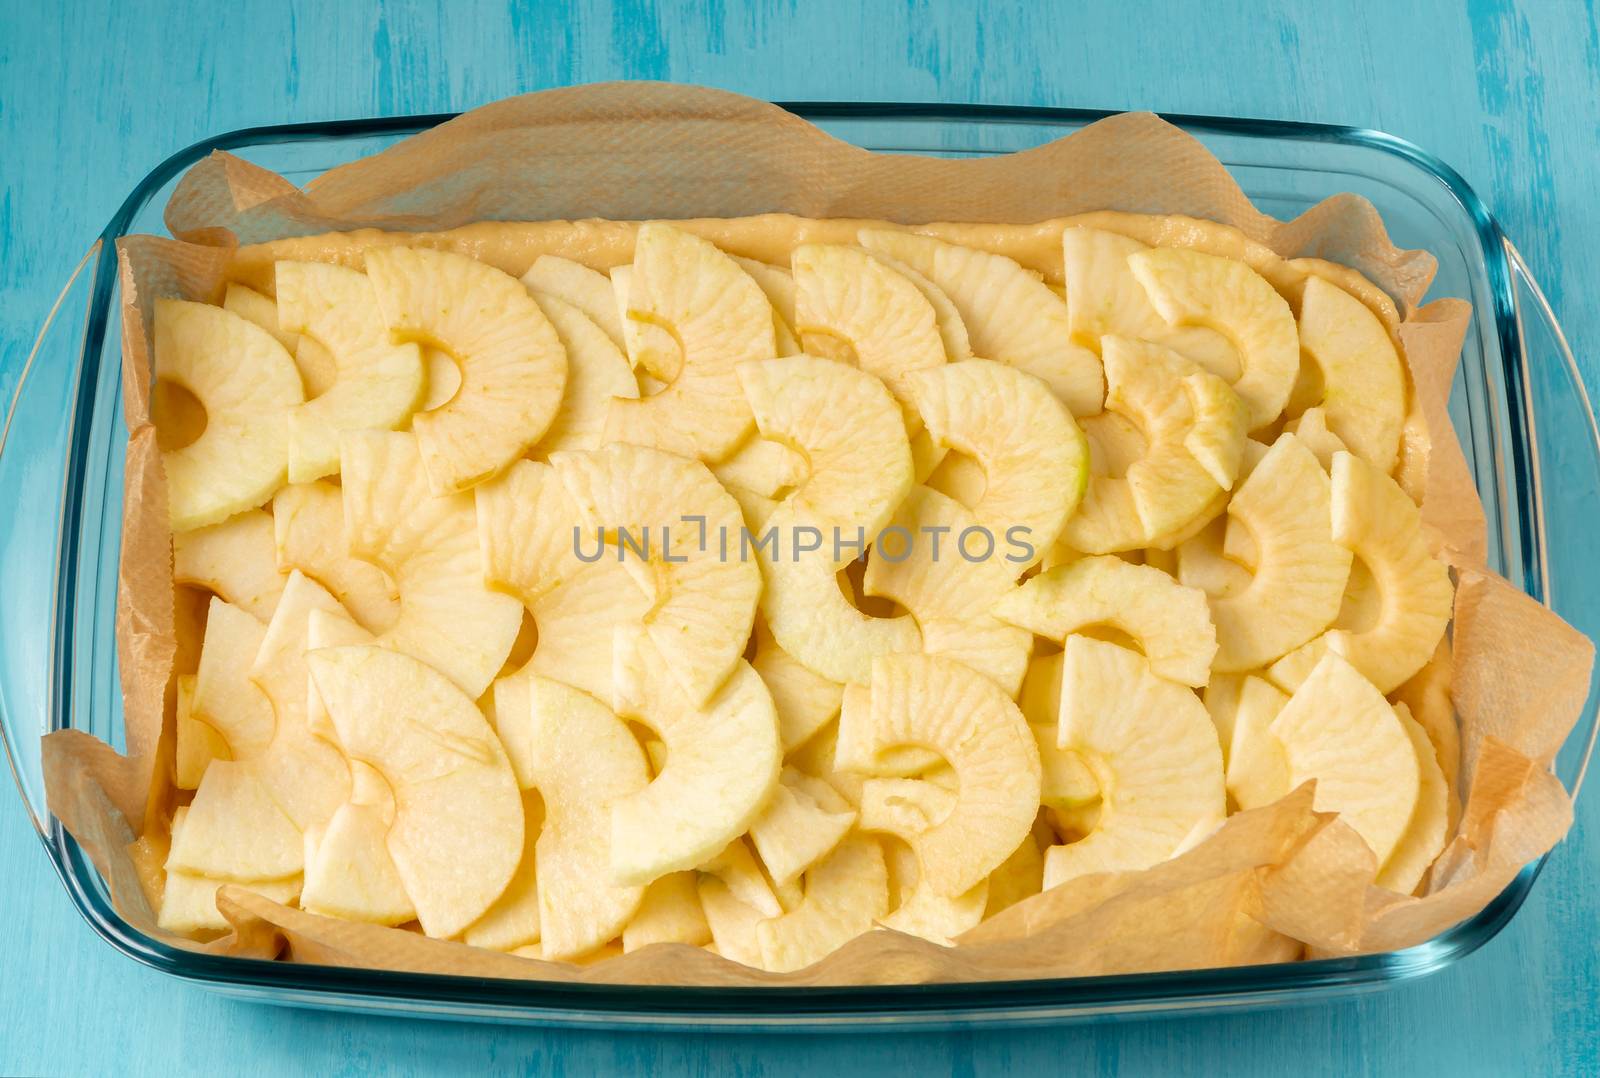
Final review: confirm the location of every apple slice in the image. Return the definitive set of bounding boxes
[747,768,857,887]
[272,481,400,633]
[172,509,286,620]
[190,597,276,761]
[526,291,638,454]
[307,645,523,939]
[1295,275,1406,472]
[753,836,889,972]
[623,872,711,952]
[520,254,625,349]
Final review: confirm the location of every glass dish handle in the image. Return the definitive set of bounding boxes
[0,241,102,836]
[1504,236,1600,802]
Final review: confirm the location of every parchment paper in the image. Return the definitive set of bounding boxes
[41,82,1594,986]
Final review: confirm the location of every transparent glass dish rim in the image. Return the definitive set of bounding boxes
[2,100,1596,1030]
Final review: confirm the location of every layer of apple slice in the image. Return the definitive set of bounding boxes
[1061,226,1240,378]
[1293,275,1406,472]
[864,485,1033,695]
[526,291,639,454]
[172,508,286,621]
[308,644,524,939]
[274,260,426,483]
[154,299,305,531]
[1222,675,1292,811]
[836,654,1040,897]
[1059,337,1247,554]
[609,628,781,886]
[1266,451,1453,693]
[740,355,919,685]
[1206,434,1352,672]
[520,254,626,349]
[858,230,1104,416]
[300,763,417,927]
[903,359,1088,566]
[697,875,768,967]
[223,282,301,354]
[553,441,759,705]
[493,674,650,960]
[365,246,567,492]
[709,434,808,499]
[165,759,306,881]
[174,675,226,790]
[749,618,844,752]
[623,872,711,952]
[995,555,1217,687]
[751,836,890,972]
[272,481,400,633]
[791,243,948,473]
[699,836,783,917]
[340,431,523,697]
[1044,636,1225,889]
[730,255,802,354]
[877,837,987,946]
[1018,652,1101,807]
[1283,406,1348,471]
[1127,247,1300,430]
[1375,702,1449,895]
[748,768,858,887]
[461,789,543,951]
[190,597,277,762]
[1268,652,1421,869]
[603,223,774,460]
[158,807,301,935]
[608,263,680,381]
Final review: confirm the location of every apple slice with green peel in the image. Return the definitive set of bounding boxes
[553,442,759,706]
[858,230,1104,416]
[995,555,1217,687]
[154,299,305,531]
[174,675,227,790]
[699,836,783,917]
[750,618,844,751]
[1127,247,1300,430]
[520,254,626,350]
[173,509,286,623]
[1375,702,1449,895]
[1294,275,1406,472]
[740,356,919,685]
[526,292,638,455]
[1208,434,1352,672]
[1266,451,1452,694]
[747,767,857,887]
[603,224,773,461]
[904,360,1087,567]
[165,759,306,880]
[1061,227,1240,378]
[624,872,711,952]
[365,246,566,493]
[307,645,524,940]
[729,255,802,354]
[492,674,649,960]
[274,261,426,484]
[1222,675,1291,811]
[461,791,543,951]
[340,431,523,698]
[190,597,276,762]
[1270,652,1421,868]
[878,838,988,946]
[753,836,890,972]
[159,808,301,935]
[1044,636,1225,889]
[272,482,400,633]
[837,655,1040,897]
[864,486,1033,695]
[1059,338,1246,554]
[610,629,781,886]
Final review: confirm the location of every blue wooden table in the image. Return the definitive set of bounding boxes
[2,2,1597,1073]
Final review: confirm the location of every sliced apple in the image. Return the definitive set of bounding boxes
[272,481,400,633]
[623,872,711,952]
[159,808,301,935]
[748,767,857,887]
[1295,275,1406,472]
[172,508,287,620]
[1376,702,1449,895]
[1045,636,1225,889]
[858,230,1103,416]
[753,836,889,972]
[995,555,1216,686]
[461,790,544,951]
[307,645,523,939]
[527,291,638,454]
[174,675,227,790]
[190,597,276,761]
[877,837,987,946]
[520,254,625,349]
[365,246,566,492]
[1127,247,1300,429]
[154,299,305,531]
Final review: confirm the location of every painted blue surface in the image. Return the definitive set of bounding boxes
[2,1,1597,1073]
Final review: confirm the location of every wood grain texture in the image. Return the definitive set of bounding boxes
[2,0,1597,1073]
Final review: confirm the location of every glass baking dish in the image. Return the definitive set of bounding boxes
[1,102,1596,1031]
